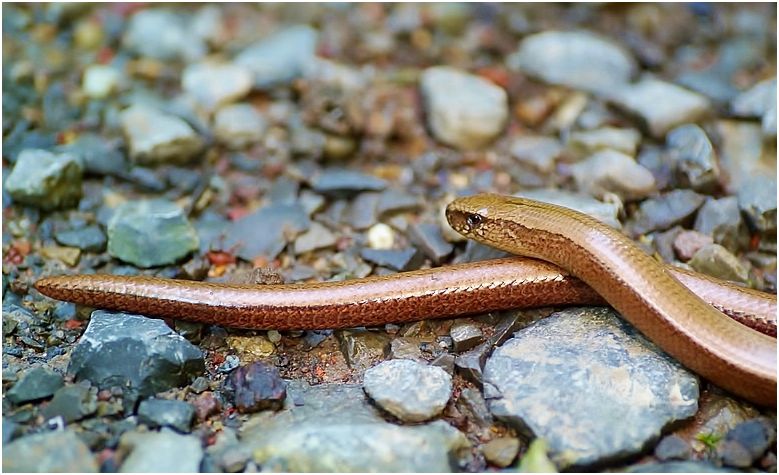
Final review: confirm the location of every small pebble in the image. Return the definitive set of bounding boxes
[182,62,252,111]
[6,366,63,404]
[5,149,83,210]
[689,243,750,284]
[654,434,691,461]
[449,324,484,353]
[360,247,423,272]
[222,362,287,413]
[138,398,195,433]
[673,230,714,261]
[367,223,396,250]
[213,104,267,149]
[82,64,121,99]
[482,437,521,468]
[407,222,454,264]
[420,66,508,150]
[120,105,204,164]
[571,149,656,200]
[363,359,452,422]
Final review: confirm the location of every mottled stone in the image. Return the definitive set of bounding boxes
[222,362,287,414]
[420,66,508,150]
[571,149,656,200]
[120,105,204,164]
[68,311,204,397]
[5,149,83,210]
[337,330,391,370]
[485,307,698,468]
[508,30,636,94]
[107,199,199,268]
[3,430,98,472]
[363,359,452,422]
[450,323,484,352]
[609,78,711,137]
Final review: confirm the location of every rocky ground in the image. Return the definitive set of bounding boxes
[2,3,777,472]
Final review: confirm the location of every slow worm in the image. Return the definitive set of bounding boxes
[34,194,777,406]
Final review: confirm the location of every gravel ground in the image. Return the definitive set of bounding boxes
[2,3,777,472]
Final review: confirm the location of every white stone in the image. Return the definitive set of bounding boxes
[82,65,121,99]
[182,62,253,110]
[213,104,267,149]
[420,66,508,150]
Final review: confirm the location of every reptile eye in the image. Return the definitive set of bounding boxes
[466,213,483,228]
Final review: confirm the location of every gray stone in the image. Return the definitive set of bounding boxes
[6,366,63,404]
[485,307,698,468]
[293,221,337,255]
[627,461,733,473]
[120,105,204,164]
[213,103,267,149]
[2,429,98,472]
[420,66,508,150]
[718,440,753,468]
[609,77,711,138]
[430,353,455,374]
[234,25,318,89]
[731,78,776,136]
[654,434,691,461]
[407,222,453,264]
[42,383,97,423]
[347,192,381,230]
[388,338,424,361]
[138,399,195,433]
[666,124,720,191]
[449,323,484,352]
[482,437,520,468]
[510,135,563,174]
[240,381,470,472]
[695,197,747,251]
[182,62,252,111]
[629,189,706,236]
[737,175,777,233]
[118,428,203,472]
[124,9,205,61]
[311,169,387,195]
[571,149,656,201]
[689,244,750,284]
[107,199,199,268]
[517,189,622,229]
[568,127,641,156]
[224,203,310,261]
[54,225,107,253]
[68,311,205,397]
[508,30,636,94]
[360,247,423,271]
[724,419,775,462]
[376,189,422,217]
[61,133,128,176]
[5,149,83,210]
[716,120,773,194]
[363,359,452,422]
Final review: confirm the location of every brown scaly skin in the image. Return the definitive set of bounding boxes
[34,194,777,406]
[446,194,776,408]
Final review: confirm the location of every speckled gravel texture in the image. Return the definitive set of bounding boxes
[2,3,776,473]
